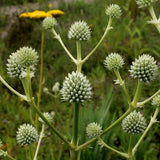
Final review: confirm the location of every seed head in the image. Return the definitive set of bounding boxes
[104,53,124,71]
[16,124,38,146]
[42,17,57,30]
[68,21,91,41]
[129,54,158,82]
[105,4,122,19]
[135,0,158,8]
[60,71,92,103]
[122,111,147,134]
[152,95,160,107]
[86,122,102,138]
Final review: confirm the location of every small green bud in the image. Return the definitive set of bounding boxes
[42,17,57,30]
[152,95,160,107]
[105,4,122,19]
[104,53,124,71]
[38,112,55,124]
[135,0,158,8]
[86,122,102,138]
[122,111,147,134]
[68,21,91,41]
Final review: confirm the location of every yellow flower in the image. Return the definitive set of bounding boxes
[48,3,52,8]
[47,10,64,16]
[19,12,30,18]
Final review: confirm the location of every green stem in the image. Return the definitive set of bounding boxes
[0,75,27,101]
[132,107,159,156]
[82,17,112,64]
[76,41,82,72]
[148,6,160,33]
[0,149,16,160]
[51,29,77,64]
[114,70,132,105]
[33,124,45,160]
[128,135,133,160]
[98,138,129,158]
[35,30,44,128]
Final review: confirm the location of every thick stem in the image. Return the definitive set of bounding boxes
[82,17,112,64]
[76,41,82,72]
[33,124,45,160]
[128,135,133,160]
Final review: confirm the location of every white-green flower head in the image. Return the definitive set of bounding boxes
[135,0,158,8]
[86,122,102,138]
[7,47,38,78]
[60,71,92,103]
[42,17,57,30]
[52,82,60,93]
[68,21,91,41]
[105,4,122,19]
[152,95,160,107]
[38,112,54,124]
[16,124,38,146]
[122,111,147,134]
[129,54,158,82]
[104,53,124,71]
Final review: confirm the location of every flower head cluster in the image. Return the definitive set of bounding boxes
[7,47,38,78]
[104,53,124,71]
[60,71,92,103]
[16,124,38,146]
[38,112,55,124]
[135,0,158,8]
[42,17,57,30]
[129,54,158,82]
[105,4,122,19]
[152,95,160,107]
[122,111,147,134]
[86,122,102,138]
[68,21,91,41]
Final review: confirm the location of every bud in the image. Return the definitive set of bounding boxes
[43,87,49,94]
[135,0,158,8]
[38,112,54,124]
[52,82,60,93]
[152,95,160,107]
[42,17,57,30]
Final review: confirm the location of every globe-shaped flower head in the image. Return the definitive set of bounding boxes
[86,122,102,138]
[129,54,158,82]
[135,0,158,8]
[16,124,38,146]
[60,71,92,103]
[152,95,160,108]
[7,47,38,78]
[122,111,147,134]
[39,112,55,124]
[68,21,91,41]
[42,17,57,30]
[104,53,124,71]
[105,4,122,19]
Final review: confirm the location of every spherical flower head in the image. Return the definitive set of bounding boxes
[38,112,54,124]
[7,47,38,78]
[152,95,160,107]
[135,0,158,8]
[105,4,122,19]
[122,111,147,134]
[86,122,102,138]
[68,21,91,41]
[16,124,38,146]
[42,17,57,30]
[60,71,92,103]
[52,82,60,93]
[129,54,158,82]
[104,53,124,71]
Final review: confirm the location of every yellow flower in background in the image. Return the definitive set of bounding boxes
[48,3,52,8]
[19,9,64,19]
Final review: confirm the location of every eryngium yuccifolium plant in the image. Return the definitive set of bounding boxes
[42,17,57,30]
[60,71,92,103]
[152,95,160,107]
[135,0,158,8]
[7,47,38,78]
[16,124,38,146]
[105,4,122,19]
[68,21,91,41]
[104,53,124,71]
[86,122,102,138]
[38,112,54,124]
[129,54,158,82]
[122,111,147,134]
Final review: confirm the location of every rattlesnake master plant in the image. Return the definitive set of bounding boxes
[38,112,55,124]
[105,4,122,19]
[16,124,38,146]
[135,0,158,8]
[152,95,160,107]
[86,122,102,138]
[104,53,124,71]
[7,47,38,78]
[122,111,147,134]
[42,17,57,30]
[129,54,158,82]
[68,21,91,41]
[60,71,92,103]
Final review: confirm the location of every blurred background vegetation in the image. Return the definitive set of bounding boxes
[0,0,160,159]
